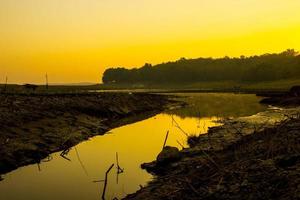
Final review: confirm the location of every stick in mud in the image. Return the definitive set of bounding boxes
[162,131,169,150]
[171,115,189,137]
[102,164,114,200]
[116,152,124,184]
[116,152,124,174]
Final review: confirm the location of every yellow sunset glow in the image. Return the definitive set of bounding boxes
[0,0,300,84]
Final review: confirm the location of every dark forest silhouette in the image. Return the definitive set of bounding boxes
[102,49,300,86]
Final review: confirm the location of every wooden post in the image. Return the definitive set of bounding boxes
[116,152,124,173]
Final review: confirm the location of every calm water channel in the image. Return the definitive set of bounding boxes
[0,93,267,200]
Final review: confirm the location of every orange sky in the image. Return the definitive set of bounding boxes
[0,0,300,84]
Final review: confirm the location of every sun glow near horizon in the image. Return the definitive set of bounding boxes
[0,0,300,84]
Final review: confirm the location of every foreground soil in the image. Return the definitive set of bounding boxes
[125,108,300,200]
[0,93,175,175]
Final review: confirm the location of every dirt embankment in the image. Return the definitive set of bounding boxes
[125,108,300,200]
[0,93,176,175]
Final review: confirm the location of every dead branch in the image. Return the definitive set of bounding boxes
[116,152,124,184]
[102,164,115,200]
[116,152,124,174]
[172,115,189,137]
[162,131,169,150]
[93,180,105,183]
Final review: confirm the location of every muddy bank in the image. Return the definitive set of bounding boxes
[125,107,300,200]
[260,86,300,107]
[0,93,177,175]
[261,96,300,107]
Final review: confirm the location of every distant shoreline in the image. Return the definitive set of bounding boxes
[0,82,291,96]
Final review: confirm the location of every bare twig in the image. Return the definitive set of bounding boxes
[93,180,105,183]
[162,131,169,150]
[102,164,115,200]
[60,148,71,161]
[176,140,185,149]
[37,162,41,171]
[172,115,189,137]
[216,176,223,190]
[75,147,89,176]
[116,152,124,184]
[116,152,124,174]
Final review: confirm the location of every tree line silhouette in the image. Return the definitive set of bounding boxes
[102,49,300,85]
